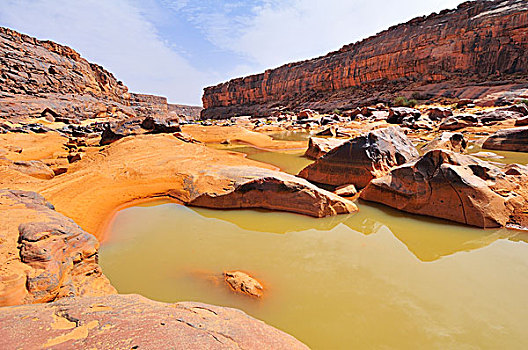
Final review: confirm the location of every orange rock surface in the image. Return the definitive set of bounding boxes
[0,294,308,349]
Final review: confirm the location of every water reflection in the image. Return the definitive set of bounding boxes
[100,202,528,350]
[190,201,518,263]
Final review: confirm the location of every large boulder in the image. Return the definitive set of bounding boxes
[304,137,347,160]
[361,150,528,228]
[482,126,528,152]
[188,166,357,217]
[0,294,308,349]
[298,126,419,188]
[422,132,467,153]
[478,110,524,124]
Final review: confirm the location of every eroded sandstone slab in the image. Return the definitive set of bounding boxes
[0,294,308,349]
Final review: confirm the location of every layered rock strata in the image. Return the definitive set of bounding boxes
[202,0,528,119]
[0,27,201,122]
[0,189,115,306]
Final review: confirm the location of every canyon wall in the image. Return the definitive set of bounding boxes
[202,0,528,119]
[0,27,201,122]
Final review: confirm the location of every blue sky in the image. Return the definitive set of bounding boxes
[0,0,464,105]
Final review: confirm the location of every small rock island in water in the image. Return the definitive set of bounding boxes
[1,0,528,349]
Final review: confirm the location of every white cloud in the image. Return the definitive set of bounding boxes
[0,0,207,105]
[191,0,466,72]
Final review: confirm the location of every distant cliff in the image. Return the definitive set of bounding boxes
[202,0,528,119]
[0,27,201,121]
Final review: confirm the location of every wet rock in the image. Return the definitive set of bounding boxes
[361,150,528,228]
[0,294,308,349]
[188,166,357,218]
[304,137,347,160]
[422,132,467,153]
[299,126,419,188]
[224,271,263,298]
[482,126,528,152]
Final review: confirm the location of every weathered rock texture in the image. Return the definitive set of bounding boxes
[299,126,419,188]
[1,134,356,236]
[482,126,528,152]
[0,294,308,349]
[0,189,115,306]
[361,150,528,228]
[202,0,528,119]
[0,27,201,122]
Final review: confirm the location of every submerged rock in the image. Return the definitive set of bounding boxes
[304,137,347,160]
[299,126,419,188]
[361,150,528,228]
[224,271,264,298]
[482,126,528,152]
[0,294,308,349]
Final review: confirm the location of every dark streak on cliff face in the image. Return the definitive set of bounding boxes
[202,0,528,119]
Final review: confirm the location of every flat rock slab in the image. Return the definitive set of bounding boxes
[0,294,308,349]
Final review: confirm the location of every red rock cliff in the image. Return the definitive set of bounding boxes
[0,27,201,121]
[202,0,528,119]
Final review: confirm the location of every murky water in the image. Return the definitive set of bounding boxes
[100,201,528,350]
[100,140,528,349]
[215,145,313,175]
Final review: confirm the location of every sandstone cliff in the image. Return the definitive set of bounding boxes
[0,27,201,122]
[202,0,528,119]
